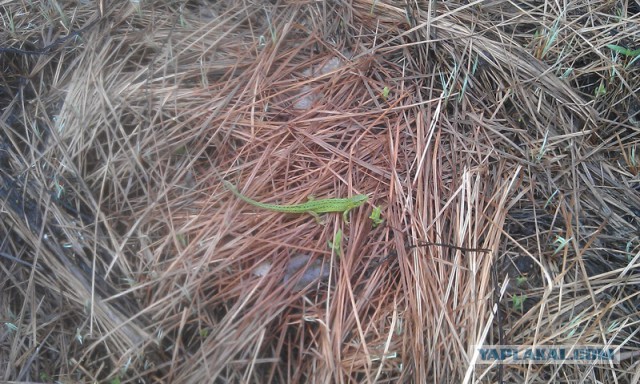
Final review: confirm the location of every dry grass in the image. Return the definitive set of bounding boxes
[1,0,639,382]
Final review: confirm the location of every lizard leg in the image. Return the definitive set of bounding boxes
[309,211,324,224]
[342,210,350,223]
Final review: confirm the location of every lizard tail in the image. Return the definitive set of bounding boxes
[222,180,261,206]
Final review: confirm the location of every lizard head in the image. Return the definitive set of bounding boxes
[350,194,369,207]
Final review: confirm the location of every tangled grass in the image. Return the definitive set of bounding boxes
[1,0,639,382]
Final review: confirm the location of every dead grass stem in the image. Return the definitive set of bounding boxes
[0,0,638,382]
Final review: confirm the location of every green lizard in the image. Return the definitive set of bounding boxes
[222,180,368,222]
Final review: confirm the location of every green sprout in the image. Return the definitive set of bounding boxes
[630,146,638,168]
[4,322,17,332]
[607,320,620,333]
[627,239,638,262]
[328,229,343,257]
[264,9,277,44]
[594,81,607,97]
[512,294,527,312]
[515,275,528,287]
[566,316,581,338]
[552,235,572,255]
[369,206,384,227]
[179,5,188,28]
[50,0,70,30]
[382,86,390,100]
[176,233,188,247]
[607,44,640,58]
[370,0,379,15]
[541,18,561,58]
[54,177,65,199]
[534,129,550,162]
[559,67,574,79]
[543,189,559,210]
[0,9,16,35]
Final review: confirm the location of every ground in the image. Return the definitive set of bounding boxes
[1,0,639,382]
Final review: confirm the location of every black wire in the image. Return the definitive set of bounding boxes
[0,251,41,270]
[410,241,492,254]
[0,18,100,56]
